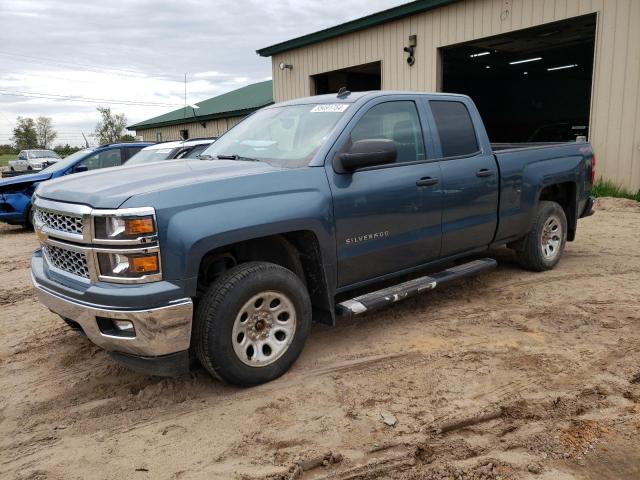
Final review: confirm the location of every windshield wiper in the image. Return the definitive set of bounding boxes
[198,153,261,162]
[215,154,261,162]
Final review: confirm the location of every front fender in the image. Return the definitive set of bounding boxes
[166,188,335,283]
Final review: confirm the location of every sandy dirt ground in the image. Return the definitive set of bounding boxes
[1,197,639,480]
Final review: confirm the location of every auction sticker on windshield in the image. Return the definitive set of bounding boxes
[310,104,349,113]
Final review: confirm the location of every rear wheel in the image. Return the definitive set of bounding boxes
[514,200,567,271]
[194,261,312,386]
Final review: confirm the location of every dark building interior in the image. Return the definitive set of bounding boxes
[441,14,596,142]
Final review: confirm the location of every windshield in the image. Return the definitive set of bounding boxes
[181,143,211,159]
[126,147,177,165]
[200,103,350,168]
[30,150,60,159]
[41,148,94,173]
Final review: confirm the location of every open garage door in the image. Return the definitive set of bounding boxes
[313,61,381,95]
[441,14,596,143]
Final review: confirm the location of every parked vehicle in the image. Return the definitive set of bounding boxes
[30,91,595,386]
[0,142,152,228]
[527,121,589,142]
[126,138,217,165]
[8,149,61,172]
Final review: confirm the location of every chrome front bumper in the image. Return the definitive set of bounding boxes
[32,273,193,357]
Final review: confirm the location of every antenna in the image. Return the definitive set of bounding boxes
[81,131,89,148]
[337,86,351,98]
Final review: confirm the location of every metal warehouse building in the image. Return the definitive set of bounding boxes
[258,0,640,190]
[128,80,273,142]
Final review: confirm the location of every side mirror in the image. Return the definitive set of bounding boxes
[73,164,88,173]
[338,139,396,172]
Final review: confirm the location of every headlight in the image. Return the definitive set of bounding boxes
[94,214,156,240]
[97,251,160,279]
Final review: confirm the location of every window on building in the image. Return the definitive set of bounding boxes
[180,129,189,140]
[429,101,479,158]
[156,132,162,142]
[349,101,426,163]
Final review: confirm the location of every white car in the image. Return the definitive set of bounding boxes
[126,138,217,165]
[8,149,61,172]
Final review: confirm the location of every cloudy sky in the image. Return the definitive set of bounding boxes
[0,0,407,146]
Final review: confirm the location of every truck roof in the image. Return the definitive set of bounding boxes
[270,90,471,108]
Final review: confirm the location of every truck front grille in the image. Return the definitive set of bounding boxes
[43,244,90,279]
[35,209,83,236]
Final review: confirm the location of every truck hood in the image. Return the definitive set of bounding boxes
[0,171,52,192]
[36,159,283,209]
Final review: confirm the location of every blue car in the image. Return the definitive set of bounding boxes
[0,142,152,228]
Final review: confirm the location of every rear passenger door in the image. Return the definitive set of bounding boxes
[426,99,499,256]
[327,97,443,288]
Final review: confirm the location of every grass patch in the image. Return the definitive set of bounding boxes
[593,179,640,202]
[0,153,15,168]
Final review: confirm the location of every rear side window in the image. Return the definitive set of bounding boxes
[430,101,479,158]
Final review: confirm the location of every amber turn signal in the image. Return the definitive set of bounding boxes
[125,217,155,235]
[130,254,159,273]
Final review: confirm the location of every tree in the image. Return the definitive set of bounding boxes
[94,106,129,144]
[35,116,57,148]
[53,144,82,157]
[119,134,136,143]
[0,144,17,155]
[12,117,38,150]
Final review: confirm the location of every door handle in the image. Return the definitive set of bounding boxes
[416,177,439,187]
[476,169,494,178]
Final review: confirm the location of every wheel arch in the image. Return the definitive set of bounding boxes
[537,181,577,241]
[195,231,335,326]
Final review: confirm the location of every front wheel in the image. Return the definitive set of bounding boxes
[514,200,567,271]
[24,207,35,230]
[194,262,312,386]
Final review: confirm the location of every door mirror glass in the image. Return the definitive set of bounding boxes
[73,164,88,173]
[339,139,396,172]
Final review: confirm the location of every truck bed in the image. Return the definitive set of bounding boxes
[490,141,585,152]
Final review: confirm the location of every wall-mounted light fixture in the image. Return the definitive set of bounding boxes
[404,34,417,66]
[279,62,293,71]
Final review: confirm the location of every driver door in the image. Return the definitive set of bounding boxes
[325,98,443,288]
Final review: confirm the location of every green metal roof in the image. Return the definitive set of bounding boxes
[256,0,458,57]
[128,80,273,130]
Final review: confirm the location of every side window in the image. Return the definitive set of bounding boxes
[348,101,426,163]
[18,152,27,160]
[77,152,101,171]
[100,149,123,168]
[123,146,143,162]
[429,101,479,158]
[77,149,123,171]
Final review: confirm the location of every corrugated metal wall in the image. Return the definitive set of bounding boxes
[271,0,640,190]
[135,116,244,142]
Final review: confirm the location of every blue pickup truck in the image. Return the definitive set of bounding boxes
[0,142,151,228]
[30,91,594,385]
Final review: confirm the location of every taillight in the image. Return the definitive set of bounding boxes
[591,154,596,184]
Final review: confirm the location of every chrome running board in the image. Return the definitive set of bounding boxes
[336,258,497,318]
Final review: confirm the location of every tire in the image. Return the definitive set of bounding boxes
[515,200,567,271]
[194,261,312,386]
[24,207,34,230]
